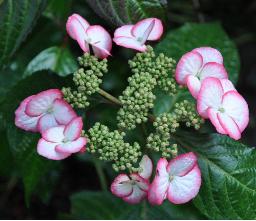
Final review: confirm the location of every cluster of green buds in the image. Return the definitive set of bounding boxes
[117,46,177,130]
[86,123,142,172]
[62,53,108,108]
[146,99,204,158]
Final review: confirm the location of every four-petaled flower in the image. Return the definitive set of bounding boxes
[15,89,77,133]
[113,18,163,52]
[66,13,112,59]
[197,77,249,140]
[148,152,201,205]
[175,47,228,98]
[37,117,87,160]
[111,155,153,204]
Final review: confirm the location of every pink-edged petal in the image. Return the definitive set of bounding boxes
[217,113,241,140]
[148,158,169,205]
[52,99,77,125]
[113,36,147,52]
[175,51,203,85]
[138,155,153,180]
[220,79,236,93]
[132,18,163,41]
[86,25,112,58]
[192,47,223,65]
[38,113,59,133]
[37,138,71,160]
[122,185,147,204]
[42,126,65,143]
[92,45,111,59]
[197,77,224,118]
[56,137,86,154]
[130,173,149,191]
[200,62,228,80]
[167,165,201,204]
[186,75,201,98]
[25,89,62,116]
[64,117,83,141]
[111,174,133,198]
[167,152,197,177]
[114,25,134,38]
[207,108,227,134]
[15,95,40,132]
[222,91,249,132]
[66,14,90,52]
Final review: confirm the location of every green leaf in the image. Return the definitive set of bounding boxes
[155,23,240,84]
[85,0,167,26]
[63,191,204,219]
[173,131,256,219]
[24,46,78,77]
[0,72,68,203]
[0,0,47,70]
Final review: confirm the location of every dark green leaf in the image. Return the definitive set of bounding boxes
[173,131,256,219]
[0,0,47,70]
[24,46,78,77]
[155,23,240,84]
[85,0,167,26]
[63,191,204,219]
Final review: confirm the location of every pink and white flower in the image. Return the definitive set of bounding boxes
[66,13,112,59]
[175,47,227,98]
[197,77,249,140]
[111,155,153,204]
[15,89,77,133]
[37,117,87,160]
[148,152,201,205]
[113,18,163,52]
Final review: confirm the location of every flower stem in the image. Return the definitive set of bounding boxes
[93,157,108,192]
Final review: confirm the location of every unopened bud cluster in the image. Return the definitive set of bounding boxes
[62,53,108,108]
[146,100,203,158]
[117,46,177,130]
[87,123,142,172]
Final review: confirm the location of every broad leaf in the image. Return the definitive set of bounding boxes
[85,0,167,26]
[24,46,78,77]
[62,191,205,219]
[155,23,240,84]
[0,0,47,70]
[173,131,256,219]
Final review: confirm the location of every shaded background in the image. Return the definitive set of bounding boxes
[0,0,256,219]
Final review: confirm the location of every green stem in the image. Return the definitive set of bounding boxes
[93,157,108,192]
[141,200,147,219]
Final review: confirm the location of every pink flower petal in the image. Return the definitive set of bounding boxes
[175,51,203,85]
[64,117,83,141]
[130,173,149,192]
[92,45,111,59]
[207,108,227,134]
[15,95,40,132]
[37,138,71,160]
[217,113,241,140]
[66,14,90,52]
[53,99,77,125]
[220,79,236,93]
[200,62,228,80]
[167,152,197,177]
[192,47,223,65]
[38,113,59,133]
[25,89,62,117]
[197,77,224,118]
[42,126,65,143]
[167,165,201,204]
[111,174,133,198]
[131,18,163,41]
[114,25,134,38]
[56,137,87,154]
[86,25,112,58]
[148,158,169,205]
[113,36,147,52]
[138,155,153,180]
[186,75,201,98]
[122,185,147,204]
[222,91,249,132]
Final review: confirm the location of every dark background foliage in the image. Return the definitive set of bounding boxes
[0,0,255,219]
